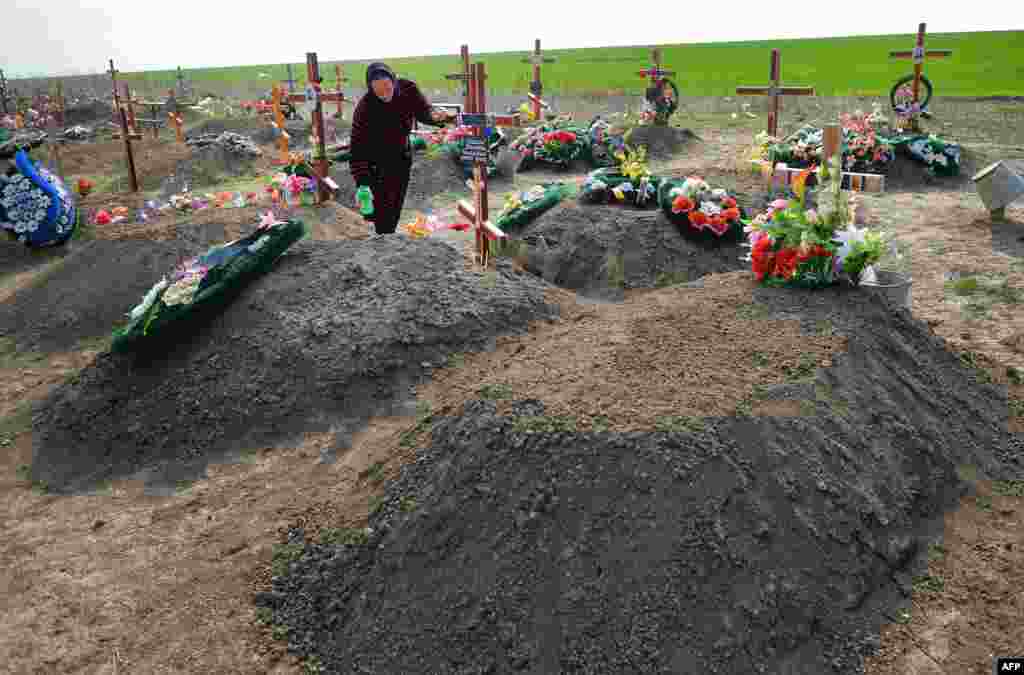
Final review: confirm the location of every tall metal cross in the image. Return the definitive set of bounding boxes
[444,44,472,111]
[521,38,555,120]
[638,48,675,89]
[453,62,520,269]
[889,22,953,112]
[0,69,10,115]
[736,49,815,138]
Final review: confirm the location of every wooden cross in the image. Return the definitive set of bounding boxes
[108,59,139,192]
[0,69,10,115]
[444,44,472,111]
[638,48,675,88]
[736,49,815,138]
[333,64,349,118]
[453,62,520,269]
[302,52,339,205]
[889,22,952,129]
[521,38,555,121]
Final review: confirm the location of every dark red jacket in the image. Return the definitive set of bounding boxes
[349,78,436,187]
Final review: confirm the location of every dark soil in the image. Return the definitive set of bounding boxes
[0,234,230,355]
[257,285,1022,675]
[25,237,559,494]
[509,200,749,299]
[62,101,115,127]
[625,125,701,159]
[0,240,75,281]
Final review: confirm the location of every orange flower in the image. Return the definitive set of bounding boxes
[721,196,737,209]
[722,207,741,221]
[672,195,694,213]
[688,210,708,229]
[707,214,729,236]
[792,166,815,201]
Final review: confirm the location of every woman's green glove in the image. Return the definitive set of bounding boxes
[356,186,374,215]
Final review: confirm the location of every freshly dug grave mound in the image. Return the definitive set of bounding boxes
[187,117,276,140]
[26,238,559,494]
[259,286,1022,675]
[62,100,114,127]
[510,200,749,299]
[880,147,982,194]
[0,222,255,355]
[329,152,512,215]
[625,124,700,159]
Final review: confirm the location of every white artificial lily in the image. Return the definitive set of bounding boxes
[832,225,869,265]
[129,278,169,319]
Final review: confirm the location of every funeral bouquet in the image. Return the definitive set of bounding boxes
[508,122,588,169]
[111,216,306,352]
[658,176,745,240]
[742,166,838,288]
[494,182,574,230]
[759,105,895,176]
[578,145,661,208]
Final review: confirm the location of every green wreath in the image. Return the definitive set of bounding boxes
[645,78,680,124]
[889,74,933,115]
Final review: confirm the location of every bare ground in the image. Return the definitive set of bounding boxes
[1,101,1023,674]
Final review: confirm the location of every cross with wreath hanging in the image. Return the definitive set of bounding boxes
[638,49,678,126]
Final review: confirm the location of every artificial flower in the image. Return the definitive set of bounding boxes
[94,210,111,225]
[671,195,694,213]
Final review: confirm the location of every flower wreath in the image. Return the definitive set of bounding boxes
[658,177,745,241]
[509,123,588,169]
[889,75,933,116]
[644,78,680,125]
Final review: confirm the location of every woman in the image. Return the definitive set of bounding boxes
[349,62,453,235]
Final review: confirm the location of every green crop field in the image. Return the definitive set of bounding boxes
[125,30,1024,97]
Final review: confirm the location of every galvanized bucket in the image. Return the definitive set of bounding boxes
[860,269,912,310]
[973,161,1024,212]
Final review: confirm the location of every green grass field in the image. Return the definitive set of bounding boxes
[124,30,1024,97]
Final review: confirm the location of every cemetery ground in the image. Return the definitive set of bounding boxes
[0,97,1023,674]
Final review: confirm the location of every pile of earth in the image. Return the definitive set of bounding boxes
[16,235,560,494]
[185,131,263,158]
[626,124,701,159]
[329,152,510,215]
[257,286,1023,675]
[61,100,113,127]
[505,200,750,299]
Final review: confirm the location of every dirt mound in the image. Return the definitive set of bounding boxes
[62,101,113,127]
[257,287,1021,674]
[0,232,240,356]
[25,237,560,494]
[625,125,700,159]
[510,201,748,299]
[881,148,983,195]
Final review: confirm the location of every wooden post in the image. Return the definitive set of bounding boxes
[822,124,841,164]
[109,59,139,192]
[522,39,556,121]
[736,49,815,138]
[305,52,331,205]
[286,63,296,94]
[889,22,953,132]
[271,83,290,165]
[168,112,184,143]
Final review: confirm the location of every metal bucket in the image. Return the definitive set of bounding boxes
[861,270,912,310]
[973,161,1024,212]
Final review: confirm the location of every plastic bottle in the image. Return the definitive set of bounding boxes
[356,186,374,216]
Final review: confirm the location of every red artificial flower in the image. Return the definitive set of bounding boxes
[688,210,708,230]
[774,247,800,279]
[722,207,741,222]
[671,195,694,213]
[751,236,776,281]
[94,210,111,225]
[707,214,728,236]
[721,196,737,209]
[558,131,576,143]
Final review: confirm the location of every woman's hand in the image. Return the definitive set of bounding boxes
[430,109,454,124]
